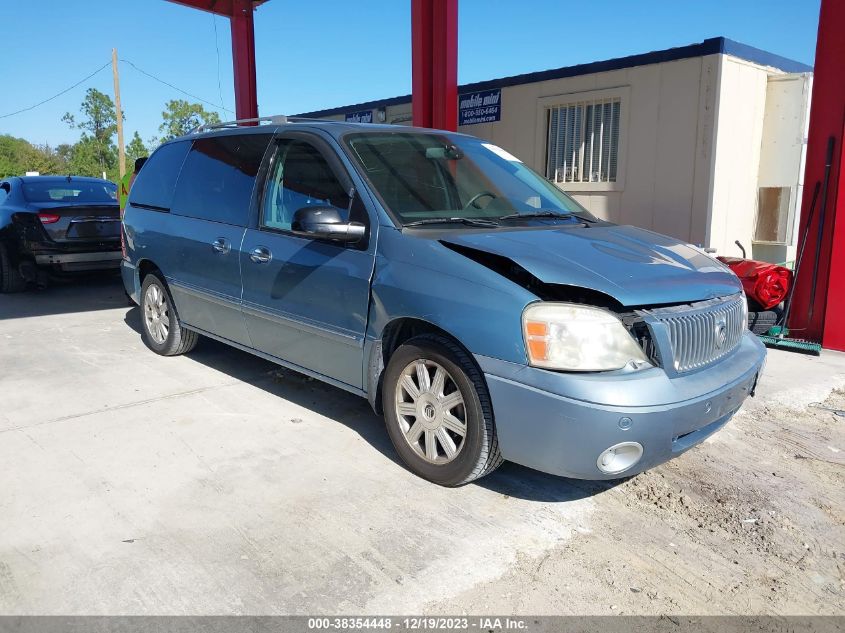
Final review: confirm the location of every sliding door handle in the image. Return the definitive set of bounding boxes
[211,238,231,254]
[250,246,272,263]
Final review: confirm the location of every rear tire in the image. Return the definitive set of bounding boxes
[382,334,503,486]
[139,273,198,356]
[0,243,27,293]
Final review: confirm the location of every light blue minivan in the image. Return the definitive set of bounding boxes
[121,117,766,486]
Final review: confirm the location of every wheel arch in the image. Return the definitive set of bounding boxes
[137,258,162,283]
[367,316,482,415]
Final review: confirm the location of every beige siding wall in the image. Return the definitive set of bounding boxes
[454,55,721,247]
[751,73,812,264]
[317,53,808,260]
[707,57,771,257]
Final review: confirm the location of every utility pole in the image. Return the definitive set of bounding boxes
[112,48,126,179]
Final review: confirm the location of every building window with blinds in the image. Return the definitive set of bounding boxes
[546,97,622,185]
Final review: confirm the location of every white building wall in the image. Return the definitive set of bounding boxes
[751,73,812,264]
[706,56,771,258]
[316,51,809,262]
[455,55,721,248]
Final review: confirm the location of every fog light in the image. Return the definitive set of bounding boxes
[596,442,643,474]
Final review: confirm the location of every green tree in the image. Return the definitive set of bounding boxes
[55,143,75,167]
[63,88,119,180]
[158,100,221,141]
[125,131,149,168]
[24,143,68,175]
[0,135,33,177]
[66,136,106,179]
[0,135,68,178]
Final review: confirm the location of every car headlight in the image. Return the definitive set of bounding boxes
[522,303,651,371]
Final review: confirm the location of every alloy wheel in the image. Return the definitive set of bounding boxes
[144,283,170,344]
[394,359,467,464]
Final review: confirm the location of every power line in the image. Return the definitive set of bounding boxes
[120,58,234,114]
[0,61,111,119]
[0,57,235,121]
[212,14,227,112]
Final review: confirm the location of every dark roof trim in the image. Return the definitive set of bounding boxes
[297,37,813,119]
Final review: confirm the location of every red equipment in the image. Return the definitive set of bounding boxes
[718,257,793,310]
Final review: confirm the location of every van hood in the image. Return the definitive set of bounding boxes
[439,224,740,307]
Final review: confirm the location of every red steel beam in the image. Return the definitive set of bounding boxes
[165,0,267,17]
[230,0,259,120]
[411,0,433,128]
[164,0,261,120]
[789,0,845,349]
[412,0,458,130]
[430,0,458,131]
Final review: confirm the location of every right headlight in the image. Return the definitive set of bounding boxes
[522,302,651,371]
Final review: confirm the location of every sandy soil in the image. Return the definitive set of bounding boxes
[431,389,845,615]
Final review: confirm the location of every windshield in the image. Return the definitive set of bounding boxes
[22,180,117,204]
[344,132,596,226]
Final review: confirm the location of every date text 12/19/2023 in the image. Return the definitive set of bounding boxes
[307,617,528,630]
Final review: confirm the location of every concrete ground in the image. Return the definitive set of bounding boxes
[0,275,843,615]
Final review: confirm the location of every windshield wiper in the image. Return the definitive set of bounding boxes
[498,211,569,220]
[403,217,499,227]
[497,210,595,224]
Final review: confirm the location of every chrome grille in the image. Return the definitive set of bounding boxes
[642,294,746,373]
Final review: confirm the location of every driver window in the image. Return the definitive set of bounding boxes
[262,140,351,231]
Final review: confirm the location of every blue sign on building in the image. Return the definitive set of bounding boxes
[458,89,501,126]
[345,110,373,123]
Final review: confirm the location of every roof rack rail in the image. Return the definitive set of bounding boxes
[192,115,287,134]
[191,114,340,134]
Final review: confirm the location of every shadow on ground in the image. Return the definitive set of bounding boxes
[0,273,127,320]
[125,306,620,503]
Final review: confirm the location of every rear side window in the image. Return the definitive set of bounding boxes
[171,133,271,225]
[128,141,190,210]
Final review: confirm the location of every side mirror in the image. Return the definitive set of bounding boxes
[291,206,366,243]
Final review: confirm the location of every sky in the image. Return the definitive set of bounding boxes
[0,0,822,148]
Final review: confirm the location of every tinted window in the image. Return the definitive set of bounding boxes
[128,141,190,210]
[172,134,271,225]
[262,140,351,231]
[345,132,593,224]
[22,180,116,203]
[0,183,8,205]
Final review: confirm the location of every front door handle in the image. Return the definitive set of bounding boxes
[211,238,230,254]
[250,246,272,264]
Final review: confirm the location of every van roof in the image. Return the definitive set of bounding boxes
[166,119,466,144]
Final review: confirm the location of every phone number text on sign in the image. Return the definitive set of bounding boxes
[459,89,501,125]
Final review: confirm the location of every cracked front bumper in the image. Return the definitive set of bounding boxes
[478,332,766,480]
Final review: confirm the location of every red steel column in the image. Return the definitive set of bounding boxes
[412,0,433,128]
[412,0,457,130]
[430,0,458,131]
[821,118,845,350]
[230,0,259,120]
[789,0,845,349]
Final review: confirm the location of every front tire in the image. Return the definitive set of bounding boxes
[382,334,503,486]
[140,273,198,356]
